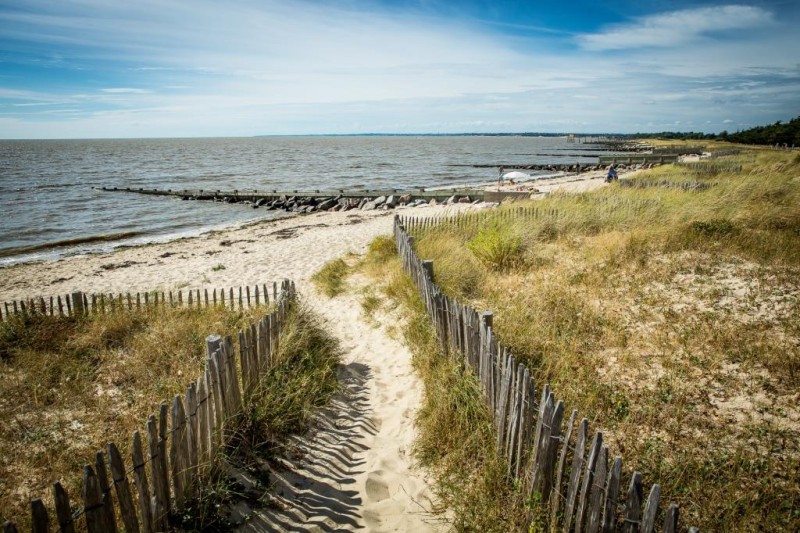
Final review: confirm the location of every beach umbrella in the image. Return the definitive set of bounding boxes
[502,171,530,180]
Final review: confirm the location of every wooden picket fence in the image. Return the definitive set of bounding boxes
[2,279,296,533]
[394,215,697,533]
[399,206,564,236]
[1,284,280,322]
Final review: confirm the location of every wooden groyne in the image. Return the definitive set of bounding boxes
[95,186,486,212]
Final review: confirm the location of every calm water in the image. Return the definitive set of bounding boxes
[0,136,610,264]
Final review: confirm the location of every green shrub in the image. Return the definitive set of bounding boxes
[467,222,524,271]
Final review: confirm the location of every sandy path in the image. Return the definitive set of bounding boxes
[234,284,442,531]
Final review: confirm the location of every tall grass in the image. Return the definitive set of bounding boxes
[404,147,800,531]
[0,302,271,529]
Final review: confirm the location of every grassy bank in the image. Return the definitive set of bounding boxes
[0,298,340,530]
[404,146,800,531]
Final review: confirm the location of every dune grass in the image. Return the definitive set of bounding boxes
[311,257,350,297]
[401,146,800,531]
[0,301,273,529]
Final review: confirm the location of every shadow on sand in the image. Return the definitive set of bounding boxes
[231,361,376,532]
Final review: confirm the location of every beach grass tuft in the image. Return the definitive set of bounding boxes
[311,257,350,297]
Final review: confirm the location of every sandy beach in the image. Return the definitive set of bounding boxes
[0,170,625,303]
[0,170,620,530]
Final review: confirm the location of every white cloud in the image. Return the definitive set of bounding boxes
[578,5,774,51]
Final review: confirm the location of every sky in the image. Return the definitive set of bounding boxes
[1,0,799,138]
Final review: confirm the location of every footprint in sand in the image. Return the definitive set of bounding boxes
[365,471,390,502]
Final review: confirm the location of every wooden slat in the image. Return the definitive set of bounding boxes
[529,385,551,483]
[602,457,622,533]
[94,451,117,532]
[83,465,111,533]
[169,395,188,510]
[52,481,75,533]
[531,392,554,494]
[30,498,49,533]
[131,431,153,533]
[563,419,587,533]
[223,336,241,413]
[495,351,513,453]
[185,382,199,490]
[146,415,167,530]
[108,442,140,533]
[238,330,251,397]
[197,375,210,466]
[208,356,225,449]
[516,369,534,481]
[505,363,522,476]
[587,445,608,532]
[576,431,603,532]
[550,409,577,531]
[622,472,643,533]
[641,484,661,533]
[541,399,565,502]
[663,503,679,533]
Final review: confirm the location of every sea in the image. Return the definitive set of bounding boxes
[0,135,615,265]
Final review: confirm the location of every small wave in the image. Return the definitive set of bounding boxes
[0,231,146,259]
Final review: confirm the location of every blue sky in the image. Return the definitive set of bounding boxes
[1,0,798,138]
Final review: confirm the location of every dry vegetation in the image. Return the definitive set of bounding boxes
[401,146,800,531]
[0,301,272,528]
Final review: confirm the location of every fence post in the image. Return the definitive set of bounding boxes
[422,260,434,281]
[71,292,85,315]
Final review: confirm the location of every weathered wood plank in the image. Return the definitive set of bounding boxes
[185,382,199,489]
[531,392,555,495]
[94,450,117,532]
[587,445,608,533]
[576,431,603,533]
[550,409,577,531]
[622,471,643,533]
[82,465,112,533]
[602,456,622,533]
[108,442,140,533]
[495,351,513,453]
[516,369,534,482]
[170,395,187,511]
[146,415,167,531]
[641,484,661,533]
[541,399,565,502]
[223,336,241,413]
[131,431,153,533]
[529,385,551,483]
[52,481,75,533]
[196,376,210,468]
[663,503,679,533]
[30,498,49,533]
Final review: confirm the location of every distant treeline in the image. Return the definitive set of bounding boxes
[628,116,800,146]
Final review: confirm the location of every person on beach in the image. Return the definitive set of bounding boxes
[606,164,618,183]
[498,165,505,186]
